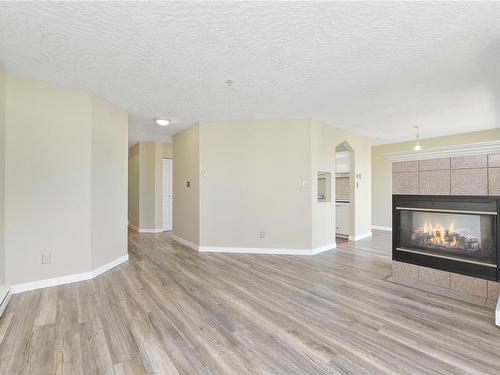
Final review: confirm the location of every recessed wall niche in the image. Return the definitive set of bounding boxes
[317,172,332,202]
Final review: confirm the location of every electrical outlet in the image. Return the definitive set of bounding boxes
[259,231,265,239]
[42,252,51,264]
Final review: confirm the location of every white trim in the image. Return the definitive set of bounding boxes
[91,255,129,278]
[372,225,392,232]
[128,224,164,234]
[138,228,164,234]
[10,254,129,294]
[384,140,500,162]
[169,234,199,251]
[169,234,337,255]
[0,285,11,317]
[199,242,336,255]
[496,294,500,327]
[311,242,337,255]
[348,232,372,241]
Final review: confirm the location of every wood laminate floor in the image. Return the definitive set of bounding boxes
[1,230,500,374]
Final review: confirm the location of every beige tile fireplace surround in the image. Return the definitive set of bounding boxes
[389,153,500,309]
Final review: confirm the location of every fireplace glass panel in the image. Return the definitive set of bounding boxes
[400,210,495,264]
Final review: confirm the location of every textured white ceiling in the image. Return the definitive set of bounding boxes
[1,2,500,146]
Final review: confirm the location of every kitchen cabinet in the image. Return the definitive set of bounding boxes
[335,202,350,236]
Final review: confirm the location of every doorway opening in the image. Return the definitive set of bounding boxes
[335,141,355,242]
[162,158,173,231]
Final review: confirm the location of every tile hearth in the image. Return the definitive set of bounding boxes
[391,261,499,309]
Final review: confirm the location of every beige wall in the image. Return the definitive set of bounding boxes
[128,141,172,231]
[0,66,5,285]
[173,125,199,245]
[128,143,140,227]
[139,142,156,229]
[372,128,500,228]
[310,121,334,249]
[5,74,92,284]
[162,143,173,158]
[91,96,128,269]
[310,120,372,246]
[199,120,312,249]
[173,119,371,251]
[4,72,128,285]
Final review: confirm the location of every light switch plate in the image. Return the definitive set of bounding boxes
[42,253,51,264]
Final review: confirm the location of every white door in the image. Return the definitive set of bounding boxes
[162,159,173,231]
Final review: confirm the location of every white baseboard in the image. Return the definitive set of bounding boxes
[138,228,163,234]
[10,271,90,294]
[311,242,337,255]
[199,242,336,255]
[372,225,392,231]
[349,232,372,241]
[169,234,199,251]
[10,254,129,294]
[128,223,164,234]
[0,285,12,318]
[169,233,336,256]
[91,255,129,278]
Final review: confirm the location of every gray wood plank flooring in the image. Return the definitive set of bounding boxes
[1,230,500,374]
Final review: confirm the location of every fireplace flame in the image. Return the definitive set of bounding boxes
[412,217,481,251]
[419,221,457,246]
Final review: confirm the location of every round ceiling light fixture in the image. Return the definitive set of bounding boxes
[156,119,170,126]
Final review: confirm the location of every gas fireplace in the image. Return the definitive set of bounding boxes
[393,195,500,281]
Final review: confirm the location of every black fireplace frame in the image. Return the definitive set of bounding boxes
[393,195,500,281]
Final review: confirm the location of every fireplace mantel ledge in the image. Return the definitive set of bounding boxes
[384,140,500,162]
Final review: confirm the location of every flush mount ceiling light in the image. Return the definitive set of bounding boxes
[155,119,170,126]
[413,126,422,151]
